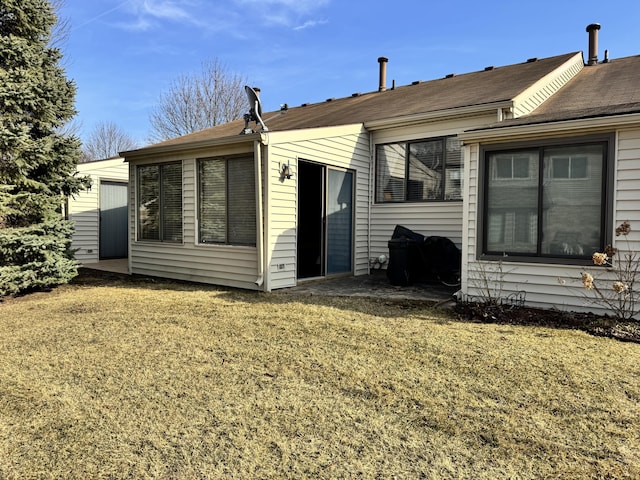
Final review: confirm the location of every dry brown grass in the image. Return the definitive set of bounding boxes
[1,274,639,479]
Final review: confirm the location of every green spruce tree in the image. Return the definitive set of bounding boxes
[0,0,90,296]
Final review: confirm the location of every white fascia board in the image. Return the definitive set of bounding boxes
[76,157,125,171]
[264,123,365,143]
[364,101,514,131]
[459,113,640,144]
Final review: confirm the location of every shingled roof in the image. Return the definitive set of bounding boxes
[477,54,640,128]
[128,52,581,153]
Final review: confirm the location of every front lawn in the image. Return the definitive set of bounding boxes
[1,273,638,479]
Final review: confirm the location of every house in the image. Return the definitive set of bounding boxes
[122,24,639,314]
[122,52,583,292]
[68,157,129,265]
[459,26,640,313]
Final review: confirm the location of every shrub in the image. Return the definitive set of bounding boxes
[0,221,79,296]
[581,221,639,321]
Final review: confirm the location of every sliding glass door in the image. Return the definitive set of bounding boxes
[297,161,354,279]
[326,168,353,275]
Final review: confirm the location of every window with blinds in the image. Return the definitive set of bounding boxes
[482,139,610,261]
[198,156,256,246]
[375,136,462,203]
[137,162,183,242]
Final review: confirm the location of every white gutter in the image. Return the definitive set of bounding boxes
[121,133,260,160]
[459,112,640,143]
[254,136,266,289]
[364,101,514,131]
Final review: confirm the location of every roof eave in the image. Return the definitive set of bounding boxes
[364,101,514,130]
[121,132,263,160]
[459,112,640,144]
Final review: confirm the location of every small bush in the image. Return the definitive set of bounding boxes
[580,221,640,321]
[0,220,79,296]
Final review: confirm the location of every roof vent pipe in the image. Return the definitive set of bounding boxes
[586,23,601,65]
[378,57,388,92]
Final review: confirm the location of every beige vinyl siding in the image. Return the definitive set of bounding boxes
[69,158,128,264]
[463,127,640,315]
[130,243,258,289]
[129,146,261,290]
[369,116,494,263]
[512,53,584,117]
[465,261,593,311]
[266,125,370,290]
[615,129,640,233]
[370,204,464,257]
[461,143,479,291]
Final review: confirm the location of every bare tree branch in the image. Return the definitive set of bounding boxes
[148,58,248,143]
[50,0,70,48]
[82,121,138,162]
[57,118,82,138]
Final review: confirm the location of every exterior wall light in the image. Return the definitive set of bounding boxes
[280,161,292,180]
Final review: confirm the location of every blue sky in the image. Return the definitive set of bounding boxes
[58,0,639,146]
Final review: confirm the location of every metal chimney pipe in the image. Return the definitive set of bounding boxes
[378,57,388,92]
[586,23,601,66]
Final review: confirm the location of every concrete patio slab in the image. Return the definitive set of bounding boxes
[275,271,458,305]
[81,258,129,275]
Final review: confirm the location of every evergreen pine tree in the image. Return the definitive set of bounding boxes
[0,0,90,296]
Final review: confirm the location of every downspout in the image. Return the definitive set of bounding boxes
[254,136,266,289]
[261,133,272,292]
[368,130,374,274]
[128,163,133,275]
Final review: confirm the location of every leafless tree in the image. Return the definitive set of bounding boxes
[50,0,70,47]
[82,121,138,162]
[56,117,82,138]
[147,59,248,143]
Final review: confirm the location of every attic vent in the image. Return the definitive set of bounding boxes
[526,57,538,63]
[352,92,362,97]
[484,66,495,71]
[411,80,422,85]
[301,103,309,107]
[445,73,456,78]
[326,98,335,102]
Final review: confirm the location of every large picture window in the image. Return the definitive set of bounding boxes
[482,137,612,261]
[137,162,183,242]
[198,156,256,246]
[375,136,462,202]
